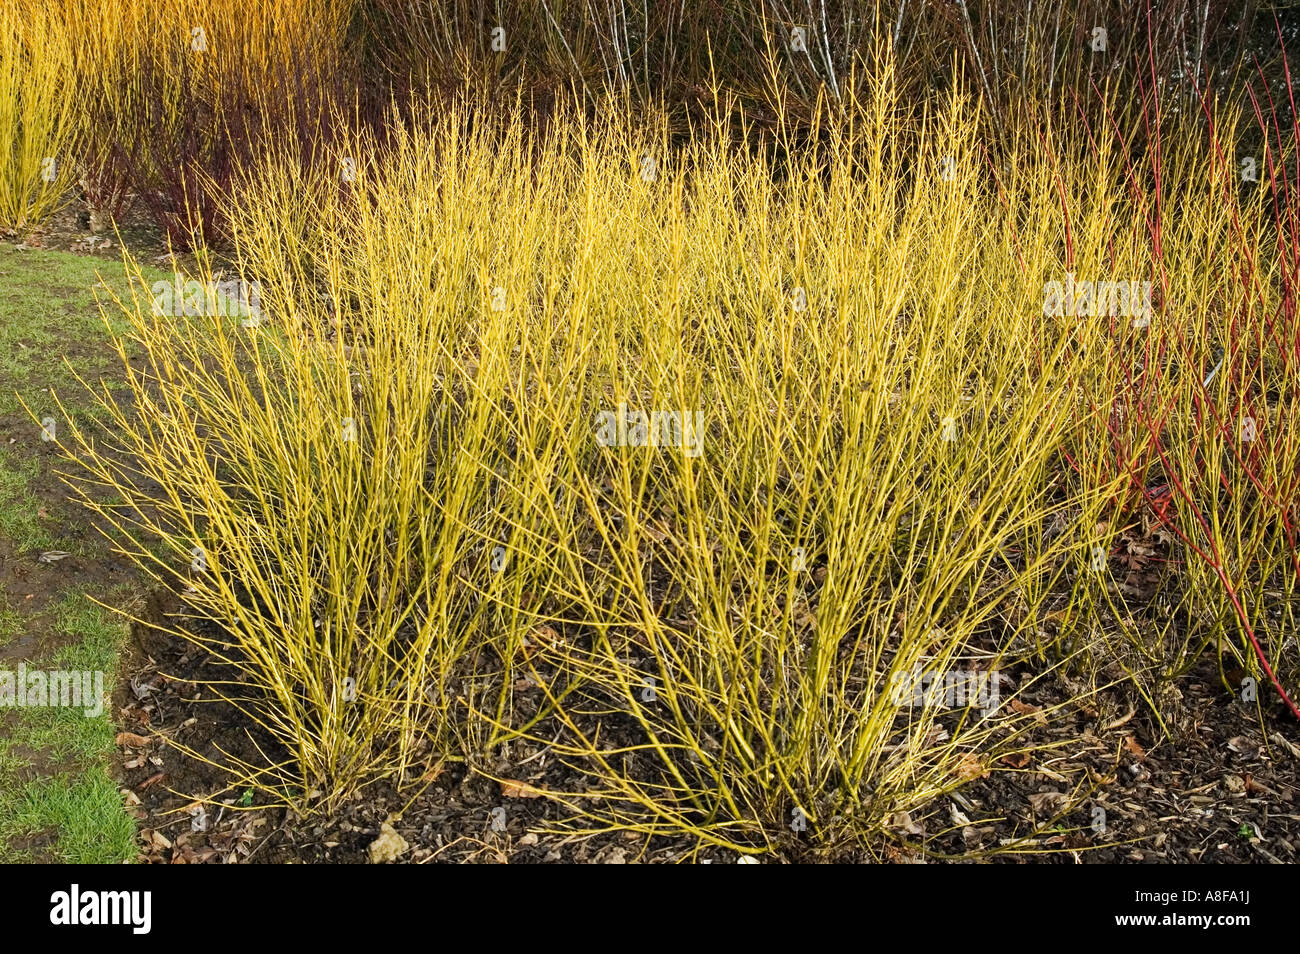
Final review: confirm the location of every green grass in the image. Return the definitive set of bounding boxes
[0,589,133,863]
[0,244,133,419]
[0,449,53,552]
[0,244,163,863]
[0,598,21,641]
[0,772,135,863]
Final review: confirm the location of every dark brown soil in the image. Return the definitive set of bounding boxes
[112,591,1300,864]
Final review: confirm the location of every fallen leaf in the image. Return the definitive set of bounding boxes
[922,725,951,746]
[1123,735,1146,759]
[1125,538,1155,557]
[499,779,544,799]
[1010,698,1047,724]
[955,752,988,780]
[1027,791,1069,816]
[890,810,924,836]
[1000,751,1031,768]
[1227,736,1260,759]
[1269,732,1300,760]
[115,731,152,748]
[37,551,71,563]
[1244,774,1277,797]
[528,624,560,645]
[137,771,166,790]
[521,624,564,656]
[1104,706,1136,730]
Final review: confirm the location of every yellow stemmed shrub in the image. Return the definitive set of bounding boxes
[0,2,79,230]
[53,63,1296,853]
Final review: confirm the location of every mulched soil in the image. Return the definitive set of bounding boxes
[114,593,1300,864]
